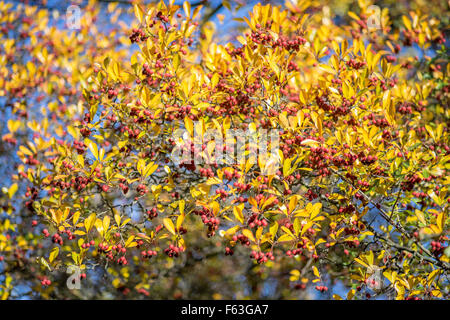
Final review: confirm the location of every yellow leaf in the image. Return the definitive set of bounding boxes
[114,211,121,226]
[293,218,301,236]
[84,213,96,232]
[301,139,320,147]
[309,202,322,220]
[312,266,320,278]
[262,196,277,210]
[427,269,441,285]
[415,209,426,225]
[134,4,144,23]
[184,116,193,136]
[7,119,20,133]
[8,183,18,199]
[354,257,368,267]
[103,216,110,233]
[211,73,219,88]
[281,226,295,238]
[347,289,355,300]
[86,139,99,161]
[279,112,289,128]
[95,218,104,236]
[233,204,245,224]
[288,196,299,214]
[402,15,412,30]
[278,234,295,242]
[183,1,191,18]
[125,235,136,247]
[283,157,291,177]
[269,222,278,240]
[49,247,59,263]
[173,53,181,70]
[72,211,81,225]
[289,269,300,282]
[300,221,313,236]
[145,163,159,177]
[242,229,255,242]
[431,290,443,298]
[318,64,336,74]
[255,227,263,241]
[348,10,361,20]
[176,212,185,230]
[436,212,446,232]
[425,125,436,141]
[224,225,240,237]
[163,218,176,235]
[179,199,185,215]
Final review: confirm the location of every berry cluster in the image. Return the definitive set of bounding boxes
[73,140,86,154]
[250,250,274,264]
[129,28,148,43]
[52,233,63,245]
[118,181,129,194]
[81,240,96,249]
[286,248,303,257]
[305,189,319,201]
[201,215,220,237]
[401,174,422,191]
[359,154,378,165]
[247,213,268,229]
[215,188,228,200]
[346,58,366,69]
[315,285,328,292]
[343,225,360,236]
[41,277,51,287]
[98,243,109,252]
[164,244,182,258]
[226,45,244,58]
[249,28,273,45]
[232,234,250,246]
[146,207,158,219]
[141,250,157,259]
[136,183,148,195]
[225,247,234,256]
[117,256,128,265]
[273,34,306,51]
[175,226,187,235]
[42,229,50,238]
[430,240,446,256]
[338,204,356,215]
[412,191,427,198]
[71,175,92,192]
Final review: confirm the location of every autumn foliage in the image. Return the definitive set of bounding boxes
[0,0,449,299]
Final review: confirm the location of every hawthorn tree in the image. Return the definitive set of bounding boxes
[0,0,449,299]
